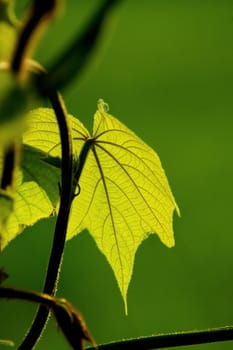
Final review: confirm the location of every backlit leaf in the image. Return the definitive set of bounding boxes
[22,102,179,311]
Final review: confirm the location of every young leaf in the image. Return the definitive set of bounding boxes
[22,102,179,312]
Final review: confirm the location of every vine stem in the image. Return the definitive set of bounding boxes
[87,326,233,350]
[18,89,74,350]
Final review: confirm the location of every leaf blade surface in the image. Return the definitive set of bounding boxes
[67,101,179,310]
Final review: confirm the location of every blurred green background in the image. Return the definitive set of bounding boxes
[1,0,233,349]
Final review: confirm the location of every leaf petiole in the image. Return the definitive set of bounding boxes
[73,138,94,188]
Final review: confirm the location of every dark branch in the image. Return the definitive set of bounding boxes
[88,326,233,350]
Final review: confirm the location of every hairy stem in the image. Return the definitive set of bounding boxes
[18,90,74,350]
[87,326,233,350]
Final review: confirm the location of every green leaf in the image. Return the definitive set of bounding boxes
[71,100,179,312]
[0,144,60,251]
[22,102,179,312]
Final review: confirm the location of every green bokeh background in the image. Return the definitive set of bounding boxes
[1,0,233,349]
